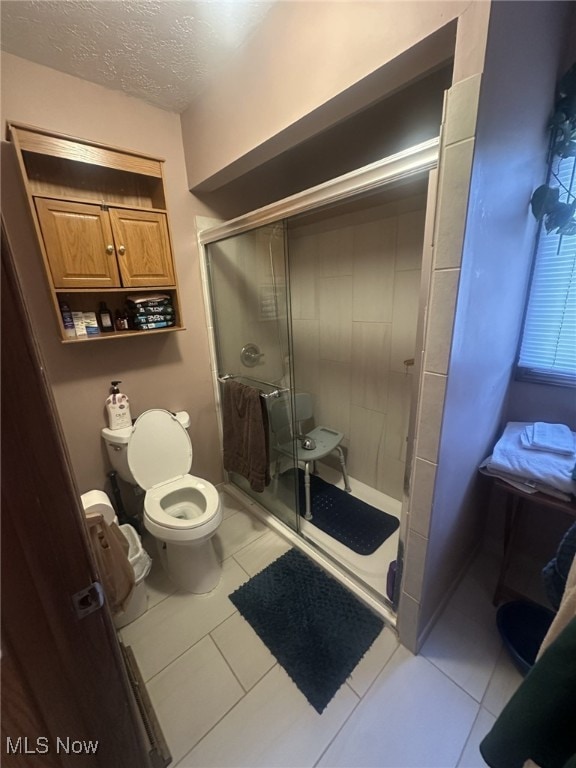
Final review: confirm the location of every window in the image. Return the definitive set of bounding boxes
[517,154,576,386]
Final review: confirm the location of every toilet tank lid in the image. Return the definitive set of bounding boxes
[101,424,133,445]
[102,411,189,444]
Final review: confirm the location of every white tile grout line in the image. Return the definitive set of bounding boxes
[141,537,396,763]
[137,506,493,766]
[131,558,253,685]
[313,648,483,768]
[127,514,276,681]
[209,624,256,695]
[217,517,274,562]
[123,547,245,635]
[138,542,287,687]
[173,662,281,768]
[477,645,511,719]
[422,647,500,707]
[139,585,176,612]
[173,563,368,768]
[313,645,403,768]
[418,592,503,706]
[174,660,367,768]
[167,618,393,764]
[156,619,485,768]
[140,573,485,768]
[454,706,484,768]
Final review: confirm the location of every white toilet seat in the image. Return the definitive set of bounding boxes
[144,474,221,541]
[126,408,223,591]
[128,409,193,490]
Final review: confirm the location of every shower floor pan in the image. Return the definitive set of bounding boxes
[299,464,401,596]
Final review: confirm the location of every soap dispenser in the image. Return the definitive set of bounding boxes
[105,381,132,430]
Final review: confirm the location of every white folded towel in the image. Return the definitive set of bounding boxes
[487,422,576,496]
[478,461,573,501]
[520,422,575,456]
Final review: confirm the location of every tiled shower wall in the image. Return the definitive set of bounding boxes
[288,196,426,500]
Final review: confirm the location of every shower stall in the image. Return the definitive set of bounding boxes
[200,139,439,619]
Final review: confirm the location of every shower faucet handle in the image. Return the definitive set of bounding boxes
[241,343,264,367]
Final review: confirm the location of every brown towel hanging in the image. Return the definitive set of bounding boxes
[222,380,271,493]
[86,514,135,614]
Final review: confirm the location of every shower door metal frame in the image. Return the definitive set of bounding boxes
[198,137,440,616]
[198,138,439,247]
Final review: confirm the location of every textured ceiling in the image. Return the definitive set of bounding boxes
[1,0,272,112]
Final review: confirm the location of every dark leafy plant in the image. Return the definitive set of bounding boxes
[530,62,576,236]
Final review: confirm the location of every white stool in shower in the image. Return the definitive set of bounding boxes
[270,393,351,521]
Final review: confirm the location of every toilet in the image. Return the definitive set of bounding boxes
[101,409,223,594]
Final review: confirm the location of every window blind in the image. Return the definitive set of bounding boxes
[517,155,576,386]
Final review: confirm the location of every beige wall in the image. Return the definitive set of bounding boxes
[181,0,490,190]
[1,52,223,499]
[196,64,451,220]
[289,196,426,501]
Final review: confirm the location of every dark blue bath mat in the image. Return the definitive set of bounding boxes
[293,469,399,555]
[230,548,384,713]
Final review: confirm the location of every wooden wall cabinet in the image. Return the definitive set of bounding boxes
[7,122,184,342]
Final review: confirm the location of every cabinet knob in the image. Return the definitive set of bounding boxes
[118,245,126,255]
[106,244,114,254]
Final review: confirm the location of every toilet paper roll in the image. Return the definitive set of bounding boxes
[80,489,118,525]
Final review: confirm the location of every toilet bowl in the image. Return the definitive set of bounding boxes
[102,409,222,593]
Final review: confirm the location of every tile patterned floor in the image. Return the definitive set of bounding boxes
[120,489,522,768]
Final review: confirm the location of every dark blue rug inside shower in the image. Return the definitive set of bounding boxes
[229,548,384,713]
[288,469,399,555]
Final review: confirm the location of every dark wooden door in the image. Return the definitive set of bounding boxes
[1,221,152,768]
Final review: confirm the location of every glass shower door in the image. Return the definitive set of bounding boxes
[205,223,300,531]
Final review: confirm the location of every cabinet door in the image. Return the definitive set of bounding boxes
[35,198,121,288]
[109,209,175,287]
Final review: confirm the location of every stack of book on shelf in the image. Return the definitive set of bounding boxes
[126,294,176,330]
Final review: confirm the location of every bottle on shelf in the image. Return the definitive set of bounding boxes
[59,302,76,339]
[97,301,114,333]
[115,309,129,331]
